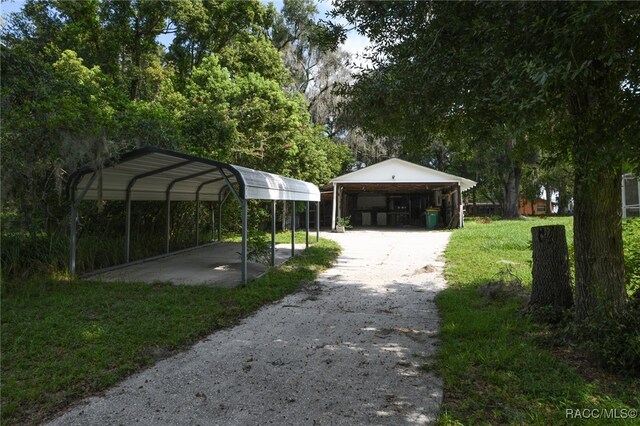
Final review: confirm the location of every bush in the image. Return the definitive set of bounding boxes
[623,218,640,296]
[0,233,68,280]
[247,230,271,264]
[574,296,640,374]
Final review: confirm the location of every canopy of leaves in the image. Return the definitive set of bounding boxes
[334,1,640,168]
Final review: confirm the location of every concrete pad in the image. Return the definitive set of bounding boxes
[87,242,307,288]
[50,230,451,425]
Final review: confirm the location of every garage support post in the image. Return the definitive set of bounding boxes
[271,200,276,267]
[316,201,320,242]
[458,183,463,228]
[305,201,310,249]
[241,199,248,285]
[291,201,296,257]
[331,183,337,230]
[337,186,342,223]
[622,177,627,219]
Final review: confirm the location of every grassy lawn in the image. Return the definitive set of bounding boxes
[437,217,640,425]
[1,238,340,425]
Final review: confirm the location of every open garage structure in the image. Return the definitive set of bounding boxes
[67,147,321,285]
[324,158,476,230]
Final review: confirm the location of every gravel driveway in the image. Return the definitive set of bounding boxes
[49,229,451,425]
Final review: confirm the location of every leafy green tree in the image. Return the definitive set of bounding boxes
[1,47,120,235]
[167,0,275,87]
[182,48,349,184]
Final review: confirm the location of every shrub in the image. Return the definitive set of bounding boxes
[574,296,640,374]
[623,218,640,296]
[247,229,271,264]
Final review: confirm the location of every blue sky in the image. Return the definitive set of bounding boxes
[0,0,369,67]
[1,0,23,16]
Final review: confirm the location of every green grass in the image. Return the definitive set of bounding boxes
[1,238,340,425]
[223,230,316,245]
[437,218,640,425]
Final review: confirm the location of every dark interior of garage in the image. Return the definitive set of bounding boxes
[320,183,463,229]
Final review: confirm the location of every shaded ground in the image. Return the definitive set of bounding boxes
[49,230,451,425]
[85,242,305,287]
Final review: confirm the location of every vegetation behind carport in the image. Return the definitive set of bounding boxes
[1,238,340,426]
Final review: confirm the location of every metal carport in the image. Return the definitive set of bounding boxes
[66,146,321,285]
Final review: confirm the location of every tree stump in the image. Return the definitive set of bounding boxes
[530,225,573,309]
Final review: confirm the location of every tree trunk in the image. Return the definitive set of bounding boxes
[501,136,522,219]
[573,162,627,320]
[557,183,570,215]
[502,164,522,219]
[544,187,552,214]
[530,225,573,309]
[569,93,627,320]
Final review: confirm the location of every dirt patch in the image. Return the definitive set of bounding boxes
[478,281,529,302]
[300,279,323,301]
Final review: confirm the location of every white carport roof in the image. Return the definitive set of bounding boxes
[67,147,320,203]
[66,147,321,284]
[330,158,476,192]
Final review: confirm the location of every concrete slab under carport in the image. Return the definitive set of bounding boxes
[85,242,306,288]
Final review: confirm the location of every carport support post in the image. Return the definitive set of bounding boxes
[291,201,296,257]
[67,172,96,276]
[165,192,171,253]
[125,194,131,262]
[305,201,310,249]
[271,200,276,267]
[331,182,337,230]
[217,201,222,241]
[69,202,77,276]
[211,201,216,241]
[316,201,320,242]
[195,193,200,246]
[241,199,248,285]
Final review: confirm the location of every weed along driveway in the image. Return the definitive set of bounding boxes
[49,230,451,425]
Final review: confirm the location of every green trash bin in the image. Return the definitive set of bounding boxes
[426,209,439,230]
